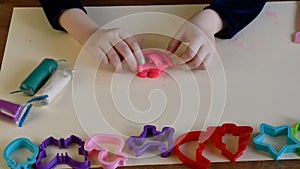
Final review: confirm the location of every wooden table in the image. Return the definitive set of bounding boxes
[1,0,300,168]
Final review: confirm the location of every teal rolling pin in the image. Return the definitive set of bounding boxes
[17,58,58,96]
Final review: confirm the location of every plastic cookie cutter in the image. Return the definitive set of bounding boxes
[292,122,300,155]
[253,123,300,160]
[292,122,300,142]
[209,123,253,162]
[175,130,213,169]
[84,134,128,169]
[0,99,32,127]
[36,135,90,169]
[126,125,175,157]
[137,49,174,78]
[295,32,300,43]
[3,137,39,169]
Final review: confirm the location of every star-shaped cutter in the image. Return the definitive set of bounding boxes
[126,125,175,157]
[209,123,253,162]
[36,135,90,169]
[253,123,300,160]
[84,134,128,169]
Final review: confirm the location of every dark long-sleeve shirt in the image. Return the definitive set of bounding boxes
[39,0,267,39]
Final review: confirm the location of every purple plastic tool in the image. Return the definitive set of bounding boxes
[0,99,32,127]
[84,134,128,169]
[36,135,90,169]
[126,125,175,157]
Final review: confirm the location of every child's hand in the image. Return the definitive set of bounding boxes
[85,28,144,72]
[59,9,144,72]
[167,9,223,70]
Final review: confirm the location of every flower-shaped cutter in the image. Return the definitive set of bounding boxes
[126,125,175,157]
[36,135,90,169]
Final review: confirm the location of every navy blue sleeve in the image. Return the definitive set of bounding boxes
[205,0,267,39]
[39,0,87,31]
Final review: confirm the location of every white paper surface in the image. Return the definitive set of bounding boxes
[1,2,300,168]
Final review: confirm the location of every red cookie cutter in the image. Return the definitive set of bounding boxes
[137,49,174,78]
[175,123,253,169]
[175,130,213,169]
[209,123,253,162]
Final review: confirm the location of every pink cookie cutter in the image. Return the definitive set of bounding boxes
[84,134,128,169]
[137,49,174,78]
[295,32,300,43]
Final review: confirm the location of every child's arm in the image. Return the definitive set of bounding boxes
[39,0,144,72]
[167,0,267,69]
[206,0,267,39]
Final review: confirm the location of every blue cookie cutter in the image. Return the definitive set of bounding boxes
[253,123,300,160]
[3,138,39,169]
[36,135,90,169]
[126,125,175,157]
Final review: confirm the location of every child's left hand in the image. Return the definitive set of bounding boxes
[167,9,223,70]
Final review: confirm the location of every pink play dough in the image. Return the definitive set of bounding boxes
[137,49,174,78]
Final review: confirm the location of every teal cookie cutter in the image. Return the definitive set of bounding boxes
[3,138,39,169]
[253,123,300,160]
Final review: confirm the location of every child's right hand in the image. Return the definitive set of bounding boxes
[85,28,145,72]
[59,9,144,72]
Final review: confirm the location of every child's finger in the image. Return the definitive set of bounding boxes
[186,54,203,69]
[106,49,123,72]
[85,43,109,64]
[113,40,137,71]
[176,40,200,64]
[167,38,181,54]
[120,34,145,66]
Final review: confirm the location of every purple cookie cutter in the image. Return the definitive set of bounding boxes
[36,135,90,169]
[126,125,175,157]
[0,99,32,127]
